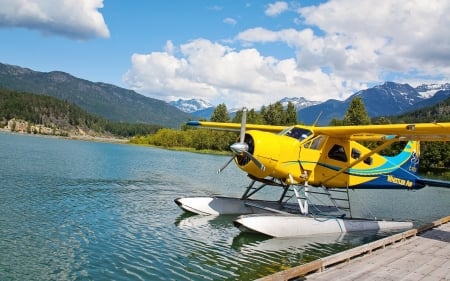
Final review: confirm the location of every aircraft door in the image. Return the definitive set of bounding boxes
[299,135,327,183]
[320,140,351,187]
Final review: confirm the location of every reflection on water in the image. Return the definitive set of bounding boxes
[0,132,449,281]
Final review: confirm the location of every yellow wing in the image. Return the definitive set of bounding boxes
[186,121,287,133]
[187,120,450,142]
[314,123,450,142]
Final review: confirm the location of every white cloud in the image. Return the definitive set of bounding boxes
[223,17,237,26]
[0,0,109,39]
[123,0,450,110]
[240,0,450,84]
[298,0,450,80]
[265,1,289,17]
[123,39,362,109]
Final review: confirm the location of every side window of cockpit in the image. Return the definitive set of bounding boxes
[304,136,325,150]
[328,144,347,162]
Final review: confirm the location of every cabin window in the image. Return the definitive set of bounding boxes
[284,128,312,141]
[351,148,361,159]
[364,157,373,165]
[304,136,326,150]
[351,148,373,165]
[328,144,347,162]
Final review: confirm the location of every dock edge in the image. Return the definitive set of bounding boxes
[255,215,450,281]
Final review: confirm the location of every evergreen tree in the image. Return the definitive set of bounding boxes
[210,103,230,122]
[285,102,297,125]
[232,108,263,124]
[329,118,344,126]
[375,116,391,125]
[262,101,284,125]
[247,108,264,124]
[231,110,243,123]
[343,97,371,125]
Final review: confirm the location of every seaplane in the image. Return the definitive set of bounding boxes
[175,109,450,238]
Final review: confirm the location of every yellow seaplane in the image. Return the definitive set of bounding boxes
[175,109,450,237]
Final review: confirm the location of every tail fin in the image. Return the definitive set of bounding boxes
[386,140,420,174]
[404,140,420,174]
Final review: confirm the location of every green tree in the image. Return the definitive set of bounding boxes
[210,103,230,122]
[329,118,344,126]
[262,102,285,125]
[375,116,391,125]
[285,102,297,125]
[231,110,243,123]
[343,97,371,125]
[232,108,263,124]
[421,142,450,170]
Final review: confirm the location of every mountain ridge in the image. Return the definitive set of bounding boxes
[172,82,450,125]
[0,62,193,128]
[298,82,450,125]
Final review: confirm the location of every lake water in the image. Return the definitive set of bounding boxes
[0,132,449,280]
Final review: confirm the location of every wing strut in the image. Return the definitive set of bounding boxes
[322,137,400,185]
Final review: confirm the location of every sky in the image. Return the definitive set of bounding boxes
[0,0,449,110]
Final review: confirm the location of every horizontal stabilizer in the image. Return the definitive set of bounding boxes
[417,178,450,188]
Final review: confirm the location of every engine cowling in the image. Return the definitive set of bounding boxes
[234,130,302,182]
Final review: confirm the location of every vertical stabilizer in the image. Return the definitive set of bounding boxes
[404,140,420,175]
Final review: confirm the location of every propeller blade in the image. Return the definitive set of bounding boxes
[218,107,265,173]
[217,156,234,174]
[239,108,247,143]
[243,151,266,171]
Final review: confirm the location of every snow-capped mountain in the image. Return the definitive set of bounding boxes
[168,98,214,113]
[415,83,450,98]
[279,97,321,110]
[299,82,450,125]
[169,82,449,125]
[365,82,424,108]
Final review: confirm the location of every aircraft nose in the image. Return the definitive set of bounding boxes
[230,142,249,155]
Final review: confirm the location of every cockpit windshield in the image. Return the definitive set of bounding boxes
[280,127,312,141]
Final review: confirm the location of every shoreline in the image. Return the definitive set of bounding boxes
[0,128,227,154]
[0,128,129,144]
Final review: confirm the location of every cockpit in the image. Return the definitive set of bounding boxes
[279,127,312,141]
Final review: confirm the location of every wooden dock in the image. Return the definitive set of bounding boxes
[257,216,450,281]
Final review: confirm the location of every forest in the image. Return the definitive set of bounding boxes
[0,89,162,137]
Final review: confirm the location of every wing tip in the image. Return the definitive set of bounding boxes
[187,121,201,126]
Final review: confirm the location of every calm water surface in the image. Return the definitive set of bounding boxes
[1,132,449,280]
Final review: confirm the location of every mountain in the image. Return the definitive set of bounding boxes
[0,62,193,128]
[169,98,213,113]
[168,98,216,119]
[416,83,450,98]
[298,82,450,125]
[176,96,321,119]
[175,82,449,124]
[279,97,321,110]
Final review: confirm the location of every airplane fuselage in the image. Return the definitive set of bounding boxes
[235,128,423,189]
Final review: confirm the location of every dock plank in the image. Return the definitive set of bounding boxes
[428,259,450,280]
[318,248,409,280]
[304,222,450,281]
[256,216,450,281]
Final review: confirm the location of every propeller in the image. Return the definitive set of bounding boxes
[217,108,266,173]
